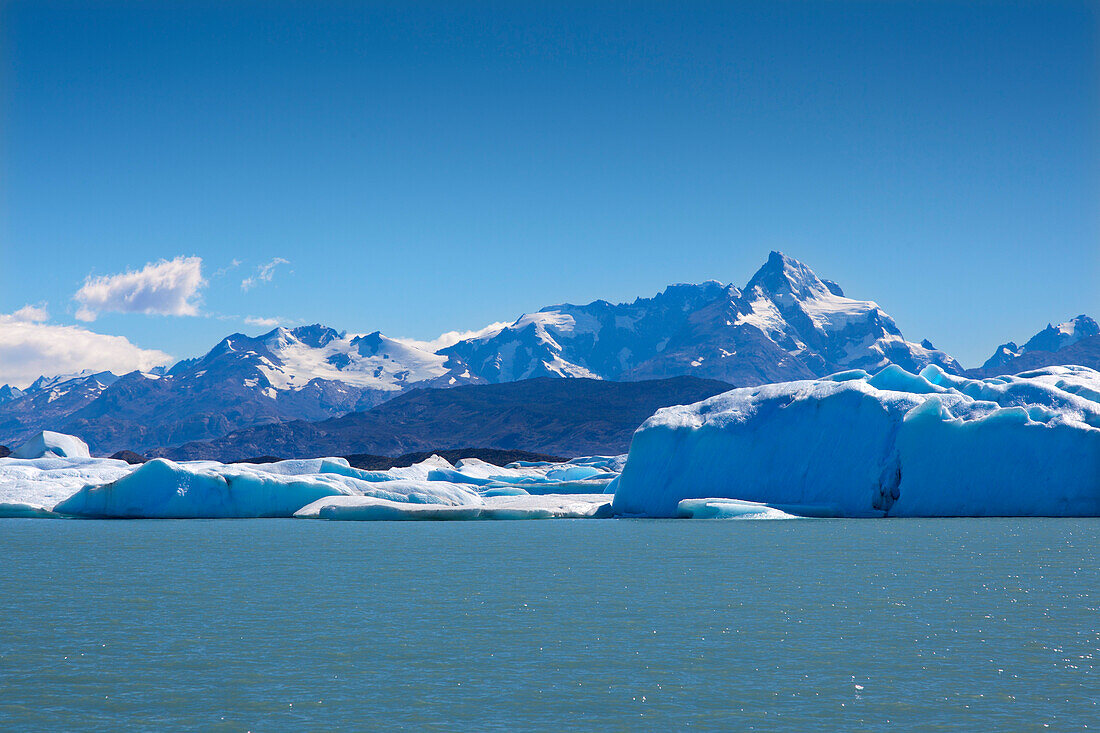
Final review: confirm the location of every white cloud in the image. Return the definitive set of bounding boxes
[74,256,206,321]
[11,303,49,323]
[397,322,511,352]
[244,316,281,328]
[241,258,290,291]
[0,311,172,389]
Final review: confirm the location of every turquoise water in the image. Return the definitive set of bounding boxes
[0,518,1096,731]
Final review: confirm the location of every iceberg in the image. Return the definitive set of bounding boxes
[0,432,619,519]
[420,457,619,494]
[675,498,800,520]
[0,455,133,517]
[295,493,613,521]
[11,431,91,460]
[53,458,484,518]
[612,365,1100,518]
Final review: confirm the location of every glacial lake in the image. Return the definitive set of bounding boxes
[1,518,1096,731]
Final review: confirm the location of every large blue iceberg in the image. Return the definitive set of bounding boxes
[612,365,1100,518]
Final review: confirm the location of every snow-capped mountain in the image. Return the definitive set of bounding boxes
[973,315,1099,376]
[0,370,125,447]
[0,251,1040,455]
[441,252,962,385]
[170,325,457,399]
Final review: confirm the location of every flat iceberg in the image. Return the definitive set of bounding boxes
[676,498,800,520]
[613,365,1100,518]
[296,493,613,521]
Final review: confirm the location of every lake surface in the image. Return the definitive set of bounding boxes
[1,518,1097,731]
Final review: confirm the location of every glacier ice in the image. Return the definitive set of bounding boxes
[676,498,799,520]
[613,365,1100,518]
[0,455,133,517]
[54,458,358,518]
[53,458,485,519]
[12,431,91,459]
[295,493,613,521]
[0,431,625,519]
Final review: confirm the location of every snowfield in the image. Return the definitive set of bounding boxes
[612,364,1100,518]
[2,364,1097,520]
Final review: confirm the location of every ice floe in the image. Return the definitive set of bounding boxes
[0,441,623,520]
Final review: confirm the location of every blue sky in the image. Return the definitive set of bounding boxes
[1,0,1097,383]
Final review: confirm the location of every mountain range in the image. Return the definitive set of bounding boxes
[969,315,1099,377]
[0,252,1094,456]
[152,376,735,461]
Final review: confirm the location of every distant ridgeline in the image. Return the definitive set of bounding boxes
[0,252,1094,457]
[151,377,734,462]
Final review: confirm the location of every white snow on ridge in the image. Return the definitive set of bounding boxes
[798,291,883,334]
[1053,316,1094,345]
[257,328,449,391]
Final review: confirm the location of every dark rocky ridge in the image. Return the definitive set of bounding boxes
[153,376,733,462]
[109,450,148,464]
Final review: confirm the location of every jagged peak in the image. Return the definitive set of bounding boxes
[257,324,344,350]
[658,280,727,298]
[351,331,386,356]
[1059,314,1098,335]
[0,384,25,403]
[1020,314,1098,354]
[26,369,116,393]
[288,324,344,348]
[744,251,832,300]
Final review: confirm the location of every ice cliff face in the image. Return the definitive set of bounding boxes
[612,365,1100,518]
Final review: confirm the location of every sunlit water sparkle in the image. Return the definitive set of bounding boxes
[0,518,1096,730]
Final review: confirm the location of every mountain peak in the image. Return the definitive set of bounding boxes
[1018,314,1098,355]
[288,324,343,349]
[0,384,25,404]
[978,314,1099,373]
[744,251,830,300]
[351,331,386,356]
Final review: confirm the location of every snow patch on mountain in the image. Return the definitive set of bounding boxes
[256,327,449,391]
